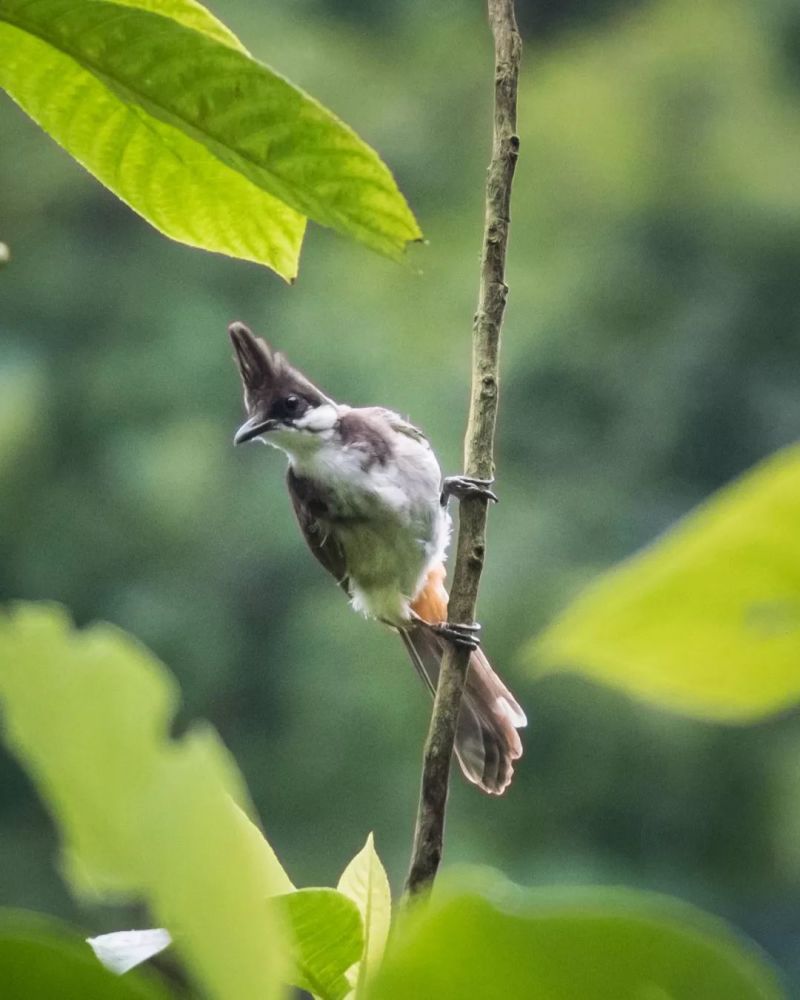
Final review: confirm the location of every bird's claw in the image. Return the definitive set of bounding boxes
[441,475,498,507]
[433,620,482,651]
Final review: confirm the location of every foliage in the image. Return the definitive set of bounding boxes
[275,888,363,1000]
[0,603,288,998]
[88,888,369,999]
[0,0,420,279]
[372,872,784,1000]
[534,445,800,720]
[337,833,392,995]
[0,604,786,997]
[0,603,393,999]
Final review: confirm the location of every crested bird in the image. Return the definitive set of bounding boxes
[229,321,526,794]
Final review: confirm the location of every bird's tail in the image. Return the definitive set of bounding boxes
[400,565,527,795]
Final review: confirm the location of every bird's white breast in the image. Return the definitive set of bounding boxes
[289,409,450,624]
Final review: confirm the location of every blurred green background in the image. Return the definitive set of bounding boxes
[2,0,800,989]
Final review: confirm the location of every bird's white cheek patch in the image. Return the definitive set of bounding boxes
[297,403,339,433]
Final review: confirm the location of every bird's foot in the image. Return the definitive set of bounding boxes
[441,475,498,507]
[432,620,482,651]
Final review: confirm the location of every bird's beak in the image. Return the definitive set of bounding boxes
[233,415,277,445]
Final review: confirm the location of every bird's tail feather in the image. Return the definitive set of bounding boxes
[400,622,527,795]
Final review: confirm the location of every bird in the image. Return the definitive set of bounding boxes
[228,321,526,794]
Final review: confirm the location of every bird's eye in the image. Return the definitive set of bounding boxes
[284,394,301,413]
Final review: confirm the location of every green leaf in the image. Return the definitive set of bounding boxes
[0,603,175,893]
[275,888,364,1000]
[369,872,785,1000]
[102,0,247,52]
[0,909,173,1000]
[0,0,421,278]
[0,0,303,279]
[0,602,290,1000]
[532,446,800,720]
[137,729,291,1000]
[337,833,391,996]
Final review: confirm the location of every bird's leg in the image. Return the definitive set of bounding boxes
[427,480,496,647]
[440,475,498,507]
[430,620,482,651]
[409,611,482,651]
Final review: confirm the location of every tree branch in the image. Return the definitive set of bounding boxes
[405,0,521,897]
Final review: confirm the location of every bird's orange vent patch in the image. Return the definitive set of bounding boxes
[410,561,449,624]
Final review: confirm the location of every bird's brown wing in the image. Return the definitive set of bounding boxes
[286,468,350,595]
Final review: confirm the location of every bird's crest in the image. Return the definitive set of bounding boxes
[228,321,331,413]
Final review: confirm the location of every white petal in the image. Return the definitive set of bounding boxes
[87,928,172,975]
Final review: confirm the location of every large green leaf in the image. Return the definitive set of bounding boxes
[137,729,290,1000]
[0,0,421,279]
[0,909,173,1000]
[369,872,785,1000]
[275,889,364,1000]
[0,603,290,1000]
[337,833,391,997]
[0,603,175,893]
[0,0,302,279]
[532,446,800,720]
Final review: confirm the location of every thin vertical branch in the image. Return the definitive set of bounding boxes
[405,0,521,896]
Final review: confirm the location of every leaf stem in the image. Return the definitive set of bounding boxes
[404,0,521,896]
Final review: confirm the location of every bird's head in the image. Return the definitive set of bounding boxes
[229,321,337,452]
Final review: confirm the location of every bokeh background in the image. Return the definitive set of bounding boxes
[3,0,800,988]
